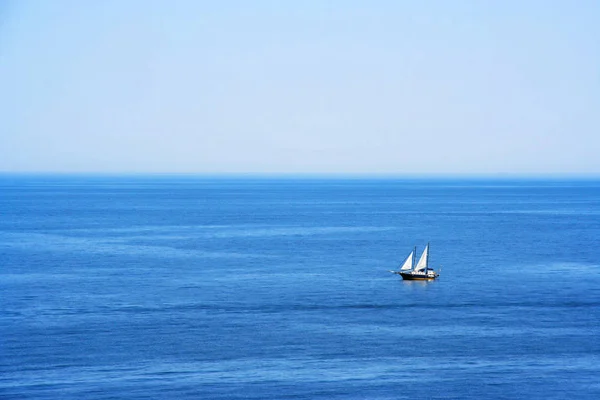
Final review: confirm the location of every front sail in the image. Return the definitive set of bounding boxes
[399,250,414,270]
[414,243,429,272]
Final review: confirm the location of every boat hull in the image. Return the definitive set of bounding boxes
[399,272,438,280]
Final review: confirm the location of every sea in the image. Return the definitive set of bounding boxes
[1,175,599,399]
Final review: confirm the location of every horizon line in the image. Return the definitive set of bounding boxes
[1,171,600,180]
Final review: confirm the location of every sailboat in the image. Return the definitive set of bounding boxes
[391,243,439,280]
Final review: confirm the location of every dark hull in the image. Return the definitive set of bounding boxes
[399,272,438,280]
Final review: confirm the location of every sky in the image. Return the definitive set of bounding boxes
[1,0,599,175]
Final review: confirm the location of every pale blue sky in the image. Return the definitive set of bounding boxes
[1,0,599,174]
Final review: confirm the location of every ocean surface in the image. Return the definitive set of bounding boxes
[1,175,599,399]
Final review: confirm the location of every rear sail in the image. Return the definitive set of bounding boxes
[414,243,429,272]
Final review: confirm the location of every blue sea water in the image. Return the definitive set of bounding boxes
[1,175,599,399]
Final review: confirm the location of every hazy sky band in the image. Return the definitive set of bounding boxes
[1,1,599,174]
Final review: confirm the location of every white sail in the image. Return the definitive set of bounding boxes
[414,243,429,272]
[399,250,414,271]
